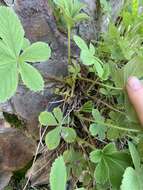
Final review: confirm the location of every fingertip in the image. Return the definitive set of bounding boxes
[126,76,143,125]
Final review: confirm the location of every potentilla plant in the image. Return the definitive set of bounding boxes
[52,0,89,64]
[0,6,51,102]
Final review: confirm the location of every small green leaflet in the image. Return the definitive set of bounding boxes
[61,127,77,143]
[0,6,51,102]
[73,35,104,78]
[39,111,58,126]
[0,6,24,57]
[89,109,107,140]
[90,143,131,189]
[50,156,67,190]
[45,127,61,150]
[121,167,140,190]
[20,42,51,62]
[19,62,44,92]
[128,141,141,171]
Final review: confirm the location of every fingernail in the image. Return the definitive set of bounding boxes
[128,76,142,91]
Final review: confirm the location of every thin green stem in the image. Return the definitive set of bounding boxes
[78,76,123,91]
[79,116,141,133]
[68,25,71,64]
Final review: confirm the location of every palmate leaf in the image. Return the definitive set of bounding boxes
[90,143,131,189]
[50,156,67,190]
[0,6,24,57]
[19,62,44,91]
[0,6,51,102]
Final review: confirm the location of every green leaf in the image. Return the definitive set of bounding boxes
[50,156,67,190]
[19,62,44,91]
[45,127,61,150]
[123,56,143,84]
[0,62,18,102]
[90,143,131,189]
[73,13,89,23]
[80,101,93,113]
[80,49,95,65]
[95,158,109,184]
[53,107,63,124]
[22,38,30,50]
[128,141,141,170]
[73,35,88,51]
[39,111,58,126]
[0,40,18,102]
[61,127,77,143]
[20,42,51,62]
[93,58,104,78]
[89,123,106,139]
[103,143,117,154]
[92,109,104,121]
[90,109,107,139]
[89,43,95,55]
[0,6,24,57]
[121,167,140,190]
[90,150,102,163]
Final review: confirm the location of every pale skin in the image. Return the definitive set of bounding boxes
[126,76,143,125]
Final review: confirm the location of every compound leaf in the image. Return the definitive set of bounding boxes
[90,143,131,189]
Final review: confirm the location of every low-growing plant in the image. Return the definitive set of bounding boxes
[2,0,143,190]
[0,6,51,102]
[52,0,89,64]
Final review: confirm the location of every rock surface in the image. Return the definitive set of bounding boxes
[0,128,36,171]
[26,143,66,186]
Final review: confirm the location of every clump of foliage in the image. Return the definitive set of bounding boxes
[2,0,143,190]
[40,0,143,189]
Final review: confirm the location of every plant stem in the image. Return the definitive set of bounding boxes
[79,116,141,133]
[68,25,71,64]
[78,76,123,91]
[76,137,95,150]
